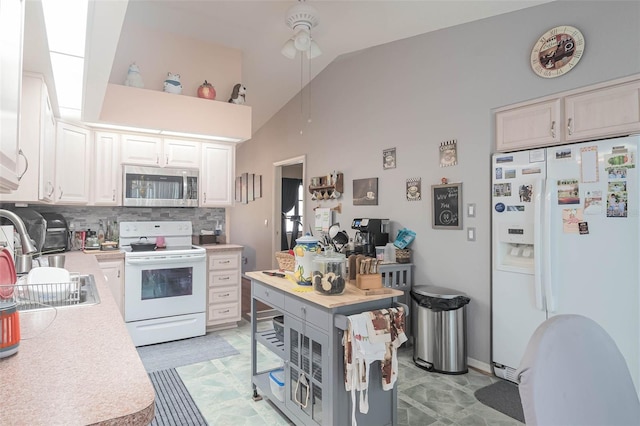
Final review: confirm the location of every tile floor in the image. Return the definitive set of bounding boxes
[177,320,523,426]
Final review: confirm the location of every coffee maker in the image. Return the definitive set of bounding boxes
[351,218,389,257]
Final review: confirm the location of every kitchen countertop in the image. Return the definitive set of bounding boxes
[198,243,243,252]
[245,270,403,309]
[0,251,155,425]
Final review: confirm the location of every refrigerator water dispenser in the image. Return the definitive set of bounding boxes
[496,223,534,273]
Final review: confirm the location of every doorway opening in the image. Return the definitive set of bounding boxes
[273,155,305,267]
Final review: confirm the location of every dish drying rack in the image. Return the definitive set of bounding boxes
[0,278,82,311]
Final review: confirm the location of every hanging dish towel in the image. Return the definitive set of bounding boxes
[343,306,407,425]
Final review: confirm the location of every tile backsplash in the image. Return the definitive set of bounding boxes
[0,204,225,235]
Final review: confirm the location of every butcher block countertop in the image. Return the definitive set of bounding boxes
[0,251,155,425]
[245,270,403,309]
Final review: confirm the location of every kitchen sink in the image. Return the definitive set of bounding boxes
[11,273,101,311]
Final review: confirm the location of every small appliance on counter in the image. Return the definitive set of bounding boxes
[6,208,46,253]
[350,218,390,258]
[192,232,221,245]
[40,212,70,253]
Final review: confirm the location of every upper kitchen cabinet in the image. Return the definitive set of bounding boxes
[121,134,162,166]
[496,74,640,152]
[564,79,640,142]
[0,0,25,193]
[55,122,91,204]
[121,135,201,168]
[496,99,561,152]
[93,132,121,205]
[0,73,55,203]
[201,143,234,206]
[163,138,201,168]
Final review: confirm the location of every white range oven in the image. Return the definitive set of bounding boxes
[120,221,206,346]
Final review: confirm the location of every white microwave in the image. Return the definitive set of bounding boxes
[123,165,199,207]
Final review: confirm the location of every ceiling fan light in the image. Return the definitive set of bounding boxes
[293,27,311,51]
[307,40,322,59]
[281,39,298,59]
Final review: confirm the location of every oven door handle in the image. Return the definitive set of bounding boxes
[125,254,206,265]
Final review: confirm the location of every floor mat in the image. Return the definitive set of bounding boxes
[474,380,525,423]
[137,333,239,373]
[149,368,207,426]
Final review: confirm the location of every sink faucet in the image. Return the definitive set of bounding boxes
[0,209,38,254]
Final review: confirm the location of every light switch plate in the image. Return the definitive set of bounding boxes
[467,227,476,241]
[467,203,476,217]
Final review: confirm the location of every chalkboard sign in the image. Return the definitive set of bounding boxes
[431,183,462,229]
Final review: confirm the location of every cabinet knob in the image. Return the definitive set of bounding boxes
[112,189,116,201]
[58,186,63,200]
[550,121,556,138]
[567,118,573,135]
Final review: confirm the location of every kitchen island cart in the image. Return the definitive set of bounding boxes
[247,271,406,426]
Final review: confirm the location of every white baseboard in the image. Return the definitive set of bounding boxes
[467,357,492,375]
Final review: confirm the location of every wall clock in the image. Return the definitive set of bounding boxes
[531,26,585,78]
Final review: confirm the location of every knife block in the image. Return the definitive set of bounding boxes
[355,273,382,290]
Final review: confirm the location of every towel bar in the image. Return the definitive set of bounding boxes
[333,301,408,331]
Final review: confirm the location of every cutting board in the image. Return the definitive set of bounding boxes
[347,283,392,296]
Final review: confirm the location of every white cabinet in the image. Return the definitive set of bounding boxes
[206,250,242,329]
[0,73,55,203]
[564,80,640,142]
[163,138,201,168]
[496,99,561,152]
[0,0,25,193]
[92,132,121,205]
[201,143,234,206]
[496,75,640,152]
[99,259,124,318]
[121,135,200,168]
[120,134,162,165]
[55,122,91,204]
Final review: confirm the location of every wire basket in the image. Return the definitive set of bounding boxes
[275,251,295,272]
[0,279,82,311]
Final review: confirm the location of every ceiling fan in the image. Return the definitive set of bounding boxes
[281,1,322,59]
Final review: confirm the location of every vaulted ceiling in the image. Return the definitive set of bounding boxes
[24,0,551,136]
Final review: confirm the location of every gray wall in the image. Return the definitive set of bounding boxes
[231,1,640,366]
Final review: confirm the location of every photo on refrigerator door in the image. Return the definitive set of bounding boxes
[584,190,603,215]
[562,208,583,233]
[493,183,511,197]
[557,179,580,204]
[607,182,628,218]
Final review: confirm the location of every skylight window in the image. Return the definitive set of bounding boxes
[42,0,88,120]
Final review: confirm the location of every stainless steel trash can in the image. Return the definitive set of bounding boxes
[411,285,470,374]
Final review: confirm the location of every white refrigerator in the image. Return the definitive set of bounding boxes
[491,135,639,394]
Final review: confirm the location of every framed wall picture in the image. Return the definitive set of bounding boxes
[248,173,255,201]
[439,139,458,167]
[431,182,462,229]
[254,174,262,198]
[406,177,421,201]
[383,148,396,170]
[235,176,242,202]
[353,178,378,205]
[241,173,248,204]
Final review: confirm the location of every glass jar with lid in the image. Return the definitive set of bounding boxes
[312,252,347,295]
